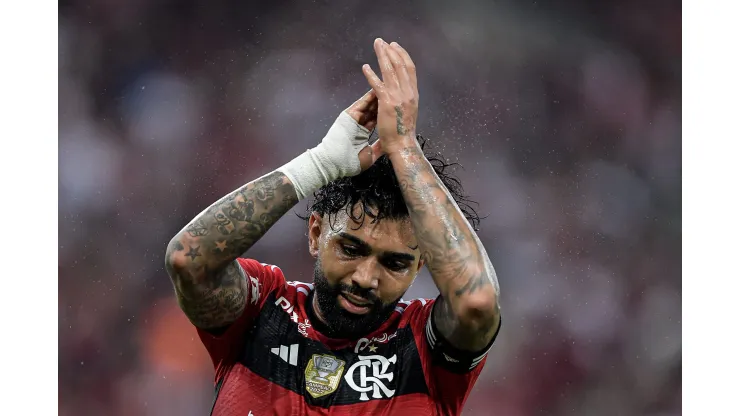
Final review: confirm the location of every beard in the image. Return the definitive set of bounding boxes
[312,258,402,339]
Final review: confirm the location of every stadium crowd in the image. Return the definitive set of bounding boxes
[59,0,681,414]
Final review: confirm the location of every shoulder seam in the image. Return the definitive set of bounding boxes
[394,297,434,314]
[286,281,314,295]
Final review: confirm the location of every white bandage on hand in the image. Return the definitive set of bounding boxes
[277,111,371,200]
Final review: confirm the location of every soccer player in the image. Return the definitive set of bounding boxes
[165,39,501,415]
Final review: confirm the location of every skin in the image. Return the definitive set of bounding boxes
[166,39,501,353]
[165,92,380,330]
[307,203,425,337]
[361,39,500,351]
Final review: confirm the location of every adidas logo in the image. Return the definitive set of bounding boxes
[270,344,299,366]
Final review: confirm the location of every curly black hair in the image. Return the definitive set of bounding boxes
[301,135,482,231]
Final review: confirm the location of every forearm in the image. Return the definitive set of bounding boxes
[163,93,376,329]
[390,146,499,324]
[165,108,371,282]
[166,171,298,282]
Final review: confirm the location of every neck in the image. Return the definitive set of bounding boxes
[307,291,344,339]
[311,291,329,326]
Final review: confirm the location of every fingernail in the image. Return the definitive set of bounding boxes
[390,42,399,47]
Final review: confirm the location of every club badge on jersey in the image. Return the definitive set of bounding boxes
[304,354,347,398]
[344,354,398,401]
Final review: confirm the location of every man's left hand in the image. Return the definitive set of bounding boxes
[362,38,420,157]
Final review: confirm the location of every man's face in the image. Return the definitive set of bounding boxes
[308,203,424,338]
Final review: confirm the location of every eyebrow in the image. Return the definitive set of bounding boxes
[337,232,417,262]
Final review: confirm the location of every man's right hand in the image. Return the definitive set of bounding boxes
[345,89,378,132]
[344,89,383,172]
[279,89,384,200]
[166,69,387,331]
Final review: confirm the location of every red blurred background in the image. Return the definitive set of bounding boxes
[58,0,681,414]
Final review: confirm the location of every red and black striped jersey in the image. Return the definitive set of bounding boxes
[197,258,499,416]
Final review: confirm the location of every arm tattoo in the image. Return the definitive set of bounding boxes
[433,293,501,352]
[394,106,407,135]
[174,261,248,330]
[390,146,501,349]
[165,171,298,329]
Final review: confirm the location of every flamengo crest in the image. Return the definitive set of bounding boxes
[344,354,397,401]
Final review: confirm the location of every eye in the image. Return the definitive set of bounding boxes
[384,260,409,272]
[341,245,362,257]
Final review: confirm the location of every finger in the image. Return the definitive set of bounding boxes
[358,139,385,171]
[391,43,417,93]
[367,98,378,113]
[345,90,375,122]
[346,90,379,125]
[358,102,378,128]
[362,64,385,97]
[358,145,372,171]
[347,89,376,115]
[373,38,399,89]
[388,42,413,96]
[355,89,376,110]
[363,116,377,131]
[370,140,384,164]
[386,42,404,69]
[363,100,378,130]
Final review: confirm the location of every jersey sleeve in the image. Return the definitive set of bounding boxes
[409,296,501,415]
[196,258,286,381]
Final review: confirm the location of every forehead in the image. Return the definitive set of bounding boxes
[325,204,417,250]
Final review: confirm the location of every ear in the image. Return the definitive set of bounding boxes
[308,212,323,258]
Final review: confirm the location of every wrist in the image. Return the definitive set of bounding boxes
[277,112,370,200]
[277,150,326,201]
[313,111,370,178]
[385,135,422,160]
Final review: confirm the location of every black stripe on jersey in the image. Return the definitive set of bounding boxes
[238,291,430,408]
[425,297,502,374]
[209,376,225,416]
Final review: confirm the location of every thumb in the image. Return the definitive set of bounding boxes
[370,140,384,164]
[357,140,385,171]
[357,144,373,171]
[345,89,377,123]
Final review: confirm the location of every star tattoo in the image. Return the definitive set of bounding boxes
[186,245,201,260]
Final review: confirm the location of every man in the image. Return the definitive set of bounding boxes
[165,39,501,415]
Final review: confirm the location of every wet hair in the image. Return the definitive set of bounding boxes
[301,135,482,231]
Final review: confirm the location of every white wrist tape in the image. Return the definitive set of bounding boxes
[277,111,370,200]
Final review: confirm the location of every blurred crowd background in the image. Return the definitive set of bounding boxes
[58,0,681,414]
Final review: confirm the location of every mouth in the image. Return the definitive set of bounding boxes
[339,293,372,315]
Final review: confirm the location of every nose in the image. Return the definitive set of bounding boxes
[351,257,379,291]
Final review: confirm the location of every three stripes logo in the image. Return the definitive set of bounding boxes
[271,344,299,366]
